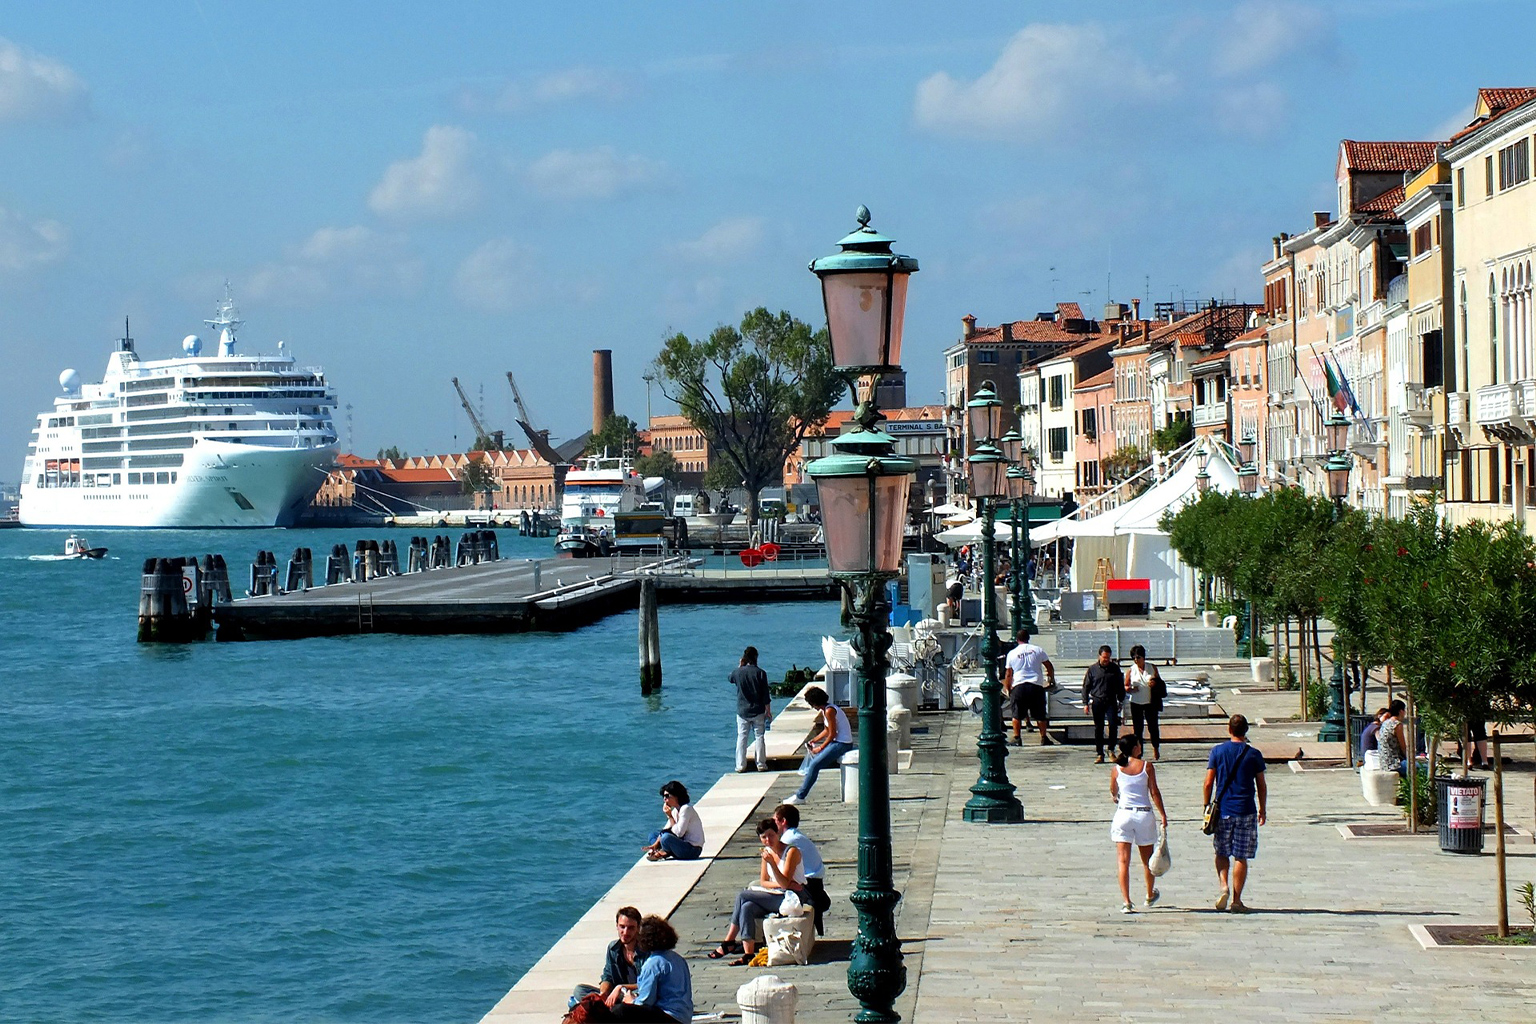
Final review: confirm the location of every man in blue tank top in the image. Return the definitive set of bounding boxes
[1203,714,1267,913]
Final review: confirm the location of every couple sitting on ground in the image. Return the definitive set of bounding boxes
[706,803,829,966]
[569,907,692,1023]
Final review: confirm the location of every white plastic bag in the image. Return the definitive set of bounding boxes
[777,889,803,916]
[1148,827,1172,877]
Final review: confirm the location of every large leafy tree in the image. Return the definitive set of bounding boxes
[653,307,843,523]
[584,414,641,458]
[633,449,679,483]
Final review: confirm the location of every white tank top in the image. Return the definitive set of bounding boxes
[1116,764,1152,810]
[829,705,852,744]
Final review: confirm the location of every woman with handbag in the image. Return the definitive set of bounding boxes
[707,819,805,965]
[1125,644,1164,760]
[1108,734,1168,914]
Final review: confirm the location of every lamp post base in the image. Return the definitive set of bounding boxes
[963,794,1026,823]
[1317,661,1347,742]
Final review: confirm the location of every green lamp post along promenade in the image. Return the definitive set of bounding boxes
[962,387,1025,824]
[998,427,1034,641]
[807,206,917,1023]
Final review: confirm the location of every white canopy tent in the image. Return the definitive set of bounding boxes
[1028,449,1241,609]
[934,518,1021,547]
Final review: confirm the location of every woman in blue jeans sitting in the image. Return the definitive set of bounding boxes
[644,781,704,861]
[783,687,853,806]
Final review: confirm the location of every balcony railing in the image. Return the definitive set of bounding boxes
[1402,383,1432,429]
[1192,399,1228,428]
[1474,380,1536,443]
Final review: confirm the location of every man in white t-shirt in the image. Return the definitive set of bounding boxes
[1003,632,1056,746]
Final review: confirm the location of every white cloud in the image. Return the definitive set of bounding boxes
[913,23,1170,137]
[671,217,767,262]
[243,225,423,305]
[0,204,68,271]
[453,237,542,311]
[524,147,665,200]
[368,125,480,219]
[1210,2,1329,79]
[458,66,627,114]
[0,36,88,123]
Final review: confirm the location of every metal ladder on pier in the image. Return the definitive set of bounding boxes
[357,592,375,633]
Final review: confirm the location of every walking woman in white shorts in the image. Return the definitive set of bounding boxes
[1108,734,1168,914]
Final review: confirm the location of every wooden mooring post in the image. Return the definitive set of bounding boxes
[638,576,661,694]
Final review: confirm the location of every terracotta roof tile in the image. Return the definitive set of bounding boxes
[1357,182,1406,213]
[1478,87,1536,118]
[1340,140,1439,174]
[1074,368,1114,390]
[1056,302,1085,320]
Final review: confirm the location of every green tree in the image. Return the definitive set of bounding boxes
[377,445,406,462]
[703,459,743,498]
[1150,418,1193,453]
[634,449,679,482]
[585,414,641,458]
[459,457,494,496]
[1101,444,1149,483]
[653,307,843,523]
[472,433,503,452]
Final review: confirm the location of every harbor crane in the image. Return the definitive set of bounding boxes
[506,371,589,465]
[450,376,504,450]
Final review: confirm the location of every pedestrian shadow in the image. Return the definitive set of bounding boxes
[808,938,853,964]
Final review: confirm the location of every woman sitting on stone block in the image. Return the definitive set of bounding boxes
[643,780,704,861]
[707,818,805,965]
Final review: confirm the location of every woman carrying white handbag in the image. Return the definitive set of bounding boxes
[1108,734,1169,914]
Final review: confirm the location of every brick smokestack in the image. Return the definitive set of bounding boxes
[593,349,614,433]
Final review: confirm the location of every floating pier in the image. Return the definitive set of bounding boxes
[137,531,840,642]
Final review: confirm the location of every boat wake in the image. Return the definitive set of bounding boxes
[24,554,117,561]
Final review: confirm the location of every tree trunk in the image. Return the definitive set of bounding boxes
[1299,617,1310,720]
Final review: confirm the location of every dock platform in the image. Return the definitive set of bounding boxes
[210,555,837,641]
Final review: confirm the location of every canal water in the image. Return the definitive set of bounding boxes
[0,528,842,1022]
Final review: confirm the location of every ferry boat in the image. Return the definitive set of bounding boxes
[554,453,668,557]
[18,291,339,528]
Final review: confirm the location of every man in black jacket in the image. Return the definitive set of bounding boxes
[731,645,772,772]
[1081,644,1125,764]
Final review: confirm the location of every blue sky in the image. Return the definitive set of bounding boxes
[0,0,1527,469]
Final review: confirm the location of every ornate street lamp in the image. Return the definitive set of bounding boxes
[962,441,1026,824]
[998,427,1023,464]
[967,384,1002,452]
[1324,411,1350,454]
[808,206,917,1023]
[1325,452,1351,509]
[1005,462,1036,639]
[1195,456,1212,493]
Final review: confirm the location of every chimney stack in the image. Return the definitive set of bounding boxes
[1131,298,1141,321]
[962,313,977,340]
[1272,235,1283,260]
[1314,211,1330,229]
[592,349,614,433]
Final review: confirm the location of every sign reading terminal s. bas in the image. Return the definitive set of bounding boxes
[883,420,943,436]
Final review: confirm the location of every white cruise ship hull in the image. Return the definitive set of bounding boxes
[19,440,338,528]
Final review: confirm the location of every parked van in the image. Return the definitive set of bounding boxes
[672,495,699,518]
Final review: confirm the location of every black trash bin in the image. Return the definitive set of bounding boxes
[1435,775,1487,854]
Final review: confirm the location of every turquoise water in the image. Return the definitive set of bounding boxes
[0,529,841,1022]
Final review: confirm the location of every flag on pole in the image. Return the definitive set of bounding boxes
[1320,356,1348,412]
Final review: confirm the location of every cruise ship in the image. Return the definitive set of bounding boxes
[18,292,339,528]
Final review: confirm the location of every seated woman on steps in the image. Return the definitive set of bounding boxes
[708,819,805,965]
[643,781,704,861]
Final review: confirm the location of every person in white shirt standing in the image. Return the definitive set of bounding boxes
[1003,632,1056,746]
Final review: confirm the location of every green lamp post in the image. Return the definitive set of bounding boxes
[997,428,1027,641]
[962,429,1025,824]
[1006,457,1036,640]
[808,205,917,1023]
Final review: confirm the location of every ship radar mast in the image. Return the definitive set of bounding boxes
[118,316,137,358]
[205,282,245,356]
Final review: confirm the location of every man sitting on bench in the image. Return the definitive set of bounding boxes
[774,803,830,935]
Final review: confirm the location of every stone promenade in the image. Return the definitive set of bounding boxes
[670,707,1535,1022]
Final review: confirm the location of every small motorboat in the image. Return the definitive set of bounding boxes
[63,534,108,559]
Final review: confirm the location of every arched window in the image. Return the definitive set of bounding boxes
[1491,274,1501,385]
